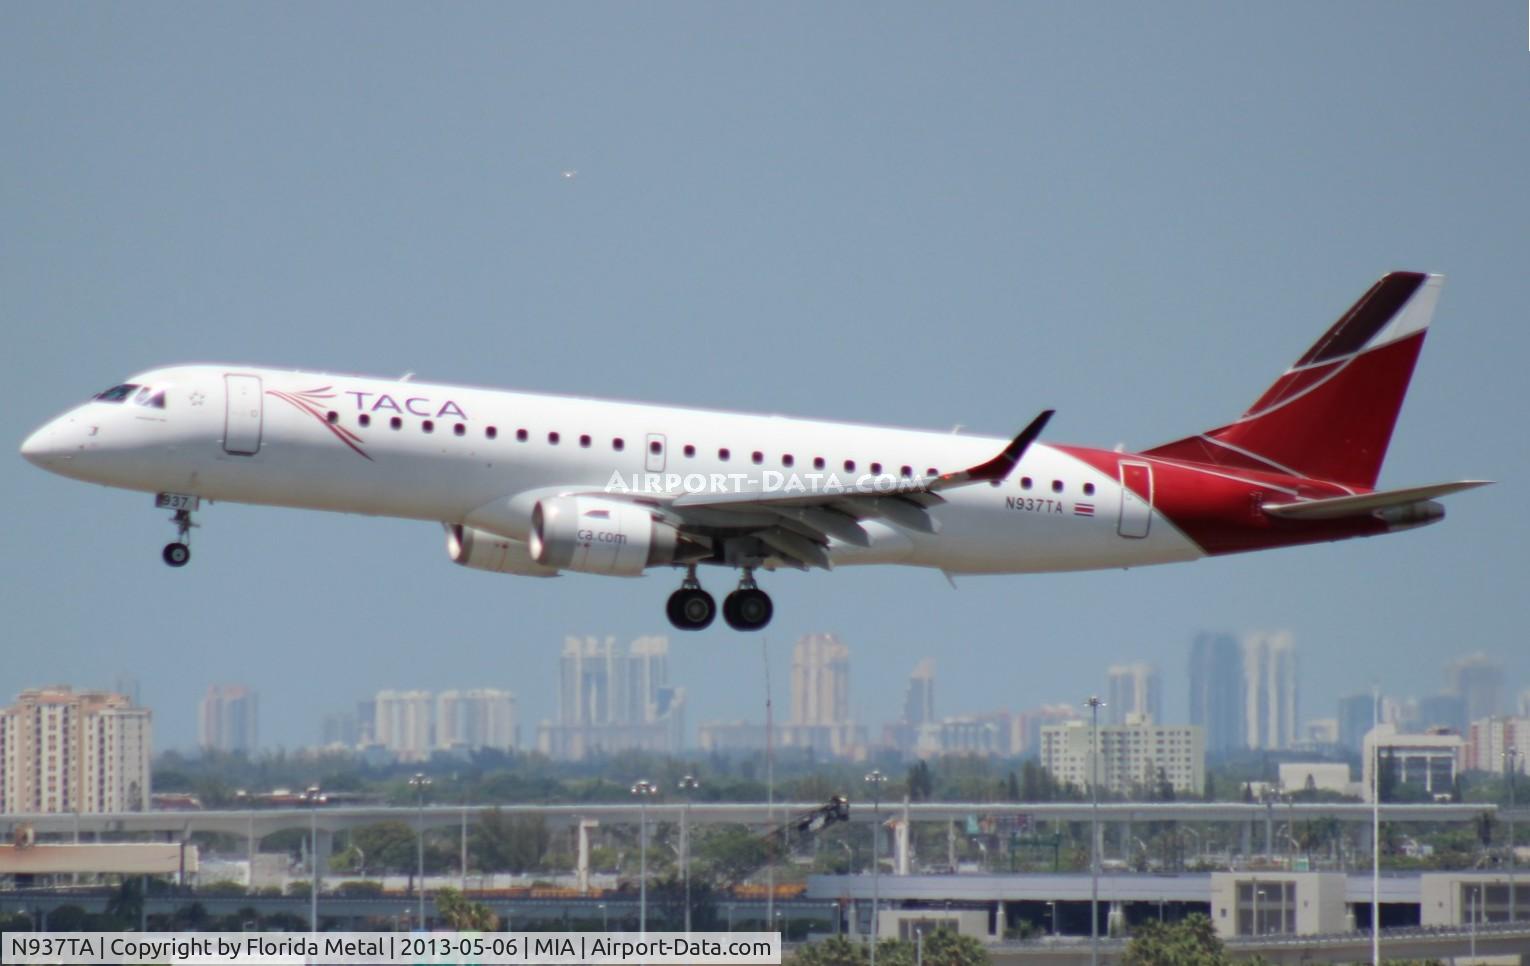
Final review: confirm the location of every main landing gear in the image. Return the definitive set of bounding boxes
[665,566,773,632]
[666,567,716,631]
[161,504,197,568]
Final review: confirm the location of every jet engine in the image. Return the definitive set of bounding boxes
[528,496,679,576]
[446,524,559,577]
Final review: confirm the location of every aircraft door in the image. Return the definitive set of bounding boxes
[223,374,264,456]
[1117,460,1153,538]
[645,433,667,473]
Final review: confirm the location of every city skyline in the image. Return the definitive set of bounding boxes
[22,630,1530,758]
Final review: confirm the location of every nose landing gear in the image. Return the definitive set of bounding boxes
[666,567,716,631]
[157,494,199,568]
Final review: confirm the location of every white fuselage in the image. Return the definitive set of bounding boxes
[22,365,1203,575]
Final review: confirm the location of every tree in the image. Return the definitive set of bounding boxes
[696,826,770,885]
[908,761,934,803]
[472,809,549,873]
[434,887,498,930]
[1123,914,1226,966]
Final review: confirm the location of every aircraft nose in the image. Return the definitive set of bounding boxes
[20,418,73,469]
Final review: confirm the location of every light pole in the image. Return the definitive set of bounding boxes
[409,773,432,929]
[1086,695,1105,966]
[1507,747,1519,923]
[865,769,887,966]
[306,785,321,932]
[1370,682,1380,966]
[631,780,658,936]
[679,774,700,934]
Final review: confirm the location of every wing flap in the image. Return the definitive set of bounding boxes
[1262,480,1492,520]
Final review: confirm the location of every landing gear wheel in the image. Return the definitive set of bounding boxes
[723,587,773,631]
[666,588,717,631]
[161,503,198,568]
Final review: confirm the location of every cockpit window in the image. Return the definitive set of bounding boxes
[93,384,139,403]
[133,387,166,409]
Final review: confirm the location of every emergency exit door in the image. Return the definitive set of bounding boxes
[223,374,264,455]
[1117,460,1153,538]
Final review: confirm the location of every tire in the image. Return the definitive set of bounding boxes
[163,543,191,567]
[724,588,772,631]
[667,589,716,631]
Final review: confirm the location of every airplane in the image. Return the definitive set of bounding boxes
[20,271,1489,632]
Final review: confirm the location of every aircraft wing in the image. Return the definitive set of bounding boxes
[651,411,1055,569]
[1261,480,1493,520]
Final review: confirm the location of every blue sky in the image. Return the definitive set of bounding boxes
[3,3,1527,750]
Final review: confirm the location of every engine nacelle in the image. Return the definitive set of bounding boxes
[446,524,559,577]
[528,496,678,576]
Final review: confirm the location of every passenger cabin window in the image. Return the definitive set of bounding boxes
[844,459,856,472]
[782,454,794,467]
[359,414,371,427]
[1083,482,1095,496]
[752,451,764,465]
[516,429,528,442]
[1052,480,1063,493]
[613,438,624,451]
[580,434,592,448]
[651,440,663,455]
[454,423,466,436]
[326,411,339,424]
[719,448,731,461]
[927,467,939,477]
[547,431,560,445]
[485,426,497,439]
[900,465,913,477]
[813,457,826,470]
[1020,476,1033,490]
[684,444,696,457]
[422,420,434,433]
[390,416,403,430]
[870,462,883,475]
[94,384,139,403]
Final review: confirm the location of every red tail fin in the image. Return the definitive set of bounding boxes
[1145,272,1441,490]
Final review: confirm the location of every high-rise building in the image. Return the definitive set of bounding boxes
[373,690,433,762]
[1447,653,1503,724]
[1415,693,1467,735]
[1242,632,1298,750]
[1040,717,1205,796]
[1337,692,1380,753]
[883,659,936,757]
[903,659,935,728]
[1107,663,1161,725]
[0,686,151,814]
[197,684,258,754]
[782,633,862,758]
[320,710,358,748]
[1188,633,1244,753]
[790,633,850,727]
[538,636,686,759]
[1464,717,1530,775]
[436,689,518,752]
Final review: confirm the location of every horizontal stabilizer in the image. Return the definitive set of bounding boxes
[1262,480,1492,520]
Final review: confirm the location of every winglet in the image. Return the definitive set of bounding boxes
[939,410,1054,487]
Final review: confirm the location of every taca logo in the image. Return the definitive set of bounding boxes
[344,391,467,420]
